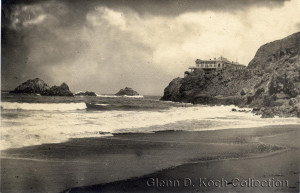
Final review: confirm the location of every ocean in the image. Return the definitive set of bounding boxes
[1,92,299,150]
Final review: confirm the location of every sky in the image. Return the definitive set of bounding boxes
[2,0,300,95]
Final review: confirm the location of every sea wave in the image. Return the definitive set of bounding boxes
[96,94,119,98]
[1,102,87,111]
[122,95,144,98]
[1,104,299,150]
[96,94,144,98]
[94,103,110,106]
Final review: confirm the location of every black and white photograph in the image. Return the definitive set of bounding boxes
[1,0,300,192]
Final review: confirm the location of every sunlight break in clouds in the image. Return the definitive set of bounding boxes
[2,0,300,95]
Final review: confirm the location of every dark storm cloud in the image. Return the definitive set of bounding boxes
[1,0,175,93]
[2,0,290,34]
[2,0,290,18]
[94,0,290,15]
[1,0,297,94]
[1,0,70,89]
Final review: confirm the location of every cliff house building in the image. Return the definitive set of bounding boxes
[186,56,246,76]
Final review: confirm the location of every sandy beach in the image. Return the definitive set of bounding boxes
[1,125,299,193]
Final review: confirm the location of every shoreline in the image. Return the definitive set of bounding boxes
[62,127,300,193]
[1,125,299,193]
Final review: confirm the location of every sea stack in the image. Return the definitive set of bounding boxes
[44,83,74,96]
[115,87,139,96]
[10,78,74,96]
[9,78,50,94]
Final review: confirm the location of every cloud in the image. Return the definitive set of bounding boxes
[295,23,300,30]
[2,0,300,95]
[2,0,290,20]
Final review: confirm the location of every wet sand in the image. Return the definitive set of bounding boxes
[1,125,299,193]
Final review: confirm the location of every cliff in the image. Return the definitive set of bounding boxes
[10,78,74,96]
[161,32,300,117]
[115,87,139,96]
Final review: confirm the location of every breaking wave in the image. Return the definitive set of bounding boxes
[2,103,299,150]
[1,102,87,111]
[96,94,144,98]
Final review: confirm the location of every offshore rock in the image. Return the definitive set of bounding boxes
[10,79,74,96]
[9,78,50,94]
[44,83,74,96]
[115,87,139,96]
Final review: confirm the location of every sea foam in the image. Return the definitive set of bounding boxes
[1,105,299,150]
[1,102,87,111]
[96,94,144,98]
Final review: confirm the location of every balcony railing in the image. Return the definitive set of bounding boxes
[189,66,218,69]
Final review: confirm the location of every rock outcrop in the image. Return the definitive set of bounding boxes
[10,78,74,96]
[115,87,139,96]
[9,78,50,94]
[74,91,97,96]
[44,83,74,96]
[161,32,300,117]
[161,78,182,102]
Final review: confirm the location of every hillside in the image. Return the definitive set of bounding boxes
[161,32,300,117]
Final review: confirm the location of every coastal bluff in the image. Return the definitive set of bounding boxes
[161,32,300,117]
[9,78,74,96]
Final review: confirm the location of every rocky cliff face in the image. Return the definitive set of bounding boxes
[115,87,139,96]
[10,78,74,96]
[248,32,300,70]
[161,78,182,101]
[161,32,300,117]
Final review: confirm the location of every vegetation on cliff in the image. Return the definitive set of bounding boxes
[161,32,300,117]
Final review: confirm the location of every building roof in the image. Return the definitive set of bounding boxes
[195,56,245,67]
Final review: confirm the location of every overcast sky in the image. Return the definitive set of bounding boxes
[2,0,300,95]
